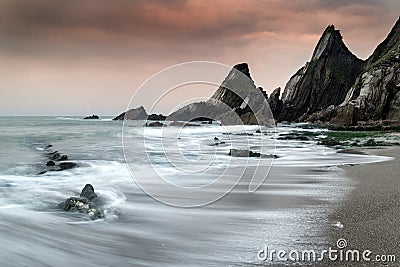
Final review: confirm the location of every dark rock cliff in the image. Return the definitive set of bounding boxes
[280,25,364,121]
[277,18,399,128]
[367,18,400,67]
[211,63,257,109]
[330,17,400,126]
[267,87,283,117]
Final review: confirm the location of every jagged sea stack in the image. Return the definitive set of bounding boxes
[280,25,364,121]
[168,63,272,125]
[211,63,260,109]
[332,17,400,126]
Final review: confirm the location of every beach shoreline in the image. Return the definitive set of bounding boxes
[327,146,400,265]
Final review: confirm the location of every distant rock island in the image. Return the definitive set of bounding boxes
[83,115,100,120]
[114,17,400,129]
[113,106,148,120]
[113,106,167,121]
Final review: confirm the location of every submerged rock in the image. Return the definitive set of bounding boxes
[59,184,103,220]
[277,135,310,141]
[147,114,167,121]
[210,137,226,146]
[337,148,367,155]
[277,131,320,141]
[169,121,199,127]
[229,149,260,157]
[228,149,279,158]
[38,144,77,174]
[210,141,226,146]
[46,160,55,166]
[146,121,165,127]
[58,162,77,171]
[48,151,69,162]
[59,155,68,161]
[318,140,341,146]
[49,151,61,160]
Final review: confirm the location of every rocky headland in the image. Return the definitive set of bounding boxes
[114,17,399,130]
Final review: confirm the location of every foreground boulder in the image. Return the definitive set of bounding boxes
[80,184,98,201]
[59,184,103,220]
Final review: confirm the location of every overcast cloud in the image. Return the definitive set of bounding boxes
[0,0,398,115]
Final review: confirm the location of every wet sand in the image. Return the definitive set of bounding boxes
[329,147,400,264]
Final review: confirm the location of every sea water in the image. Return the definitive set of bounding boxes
[0,116,390,266]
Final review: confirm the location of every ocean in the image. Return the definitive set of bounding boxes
[0,116,390,266]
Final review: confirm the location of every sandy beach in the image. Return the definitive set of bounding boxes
[328,147,400,265]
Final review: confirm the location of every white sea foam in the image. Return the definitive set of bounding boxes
[0,117,394,266]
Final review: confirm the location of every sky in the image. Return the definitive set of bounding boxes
[0,0,399,116]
